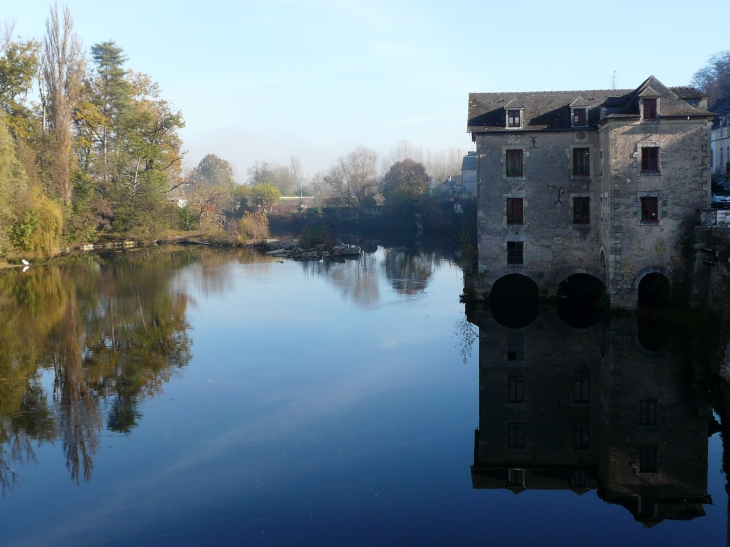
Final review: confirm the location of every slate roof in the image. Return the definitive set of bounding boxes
[468,76,711,133]
[461,151,476,171]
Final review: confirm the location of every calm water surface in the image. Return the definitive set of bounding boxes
[0,246,727,546]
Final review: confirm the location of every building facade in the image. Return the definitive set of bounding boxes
[711,96,730,179]
[467,77,714,308]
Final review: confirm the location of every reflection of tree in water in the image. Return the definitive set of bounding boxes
[383,248,437,296]
[185,248,272,297]
[453,317,478,364]
[301,253,380,308]
[0,250,193,487]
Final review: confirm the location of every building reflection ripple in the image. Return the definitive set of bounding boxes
[467,303,722,528]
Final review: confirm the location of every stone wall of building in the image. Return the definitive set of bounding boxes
[474,130,602,299]
[603,120,712,308]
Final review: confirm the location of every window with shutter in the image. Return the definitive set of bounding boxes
[506,198,524,224]
[641,147,659,173]
[573,197,590,224]
[641,197,659,222]
[643,99,657,120]
[506,150,523,177]
[573,148,590,176]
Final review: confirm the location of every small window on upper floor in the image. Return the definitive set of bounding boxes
[573,108,587,127]
[507,241,524,265]
[641,197,659,223]
[573,148,590,176]
[507,110,521,128]
[506,150,523,177]
[641,147,659,173]
[573,197,590,224]
[506,198,524,225]
[643,98,657,120]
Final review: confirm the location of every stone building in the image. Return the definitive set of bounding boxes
[466,77,714,309]
[461,151,477,198]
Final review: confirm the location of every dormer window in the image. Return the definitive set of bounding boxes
[504,99,524,129]
[572,108,587,127]
[643,98,657,120]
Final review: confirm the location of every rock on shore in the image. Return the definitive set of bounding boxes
[262,240,361,261]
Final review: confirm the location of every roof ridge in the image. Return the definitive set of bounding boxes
[471,88,634,94]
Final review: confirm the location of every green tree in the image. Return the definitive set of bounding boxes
[381,159,430,212]
[0,29,40,141]
[190,154,235,190]
[76,41,130,183]
[0,115,28,256]
[250,182,281,210]
[109,72,184,233]
[247,160,299,195]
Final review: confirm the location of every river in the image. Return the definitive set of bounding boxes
[0,245,727,546]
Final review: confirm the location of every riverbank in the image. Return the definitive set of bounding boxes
[0,230,365,267]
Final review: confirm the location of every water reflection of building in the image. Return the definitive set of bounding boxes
[598,317,713,525]
[467,305,715,527]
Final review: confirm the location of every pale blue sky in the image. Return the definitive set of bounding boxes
[5,0,729,179]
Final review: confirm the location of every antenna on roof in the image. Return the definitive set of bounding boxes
[612,71,616,90]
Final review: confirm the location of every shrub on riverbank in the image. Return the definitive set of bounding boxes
[238,211,270,240]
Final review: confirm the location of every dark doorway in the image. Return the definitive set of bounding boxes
[490,274,540,329]
[638,273,670,309]
[557,274,606,328]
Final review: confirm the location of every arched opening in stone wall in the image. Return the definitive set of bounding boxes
[557,274,606,328]
[638,273,670,309]
[490,274,539,329]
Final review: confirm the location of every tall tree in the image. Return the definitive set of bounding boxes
[381,159,430,211]
[109,71,184,231]
[249,182,281,210]
[247,160,299,195]
[0,25,40,141]
[87,41,130,182]
[42,3,84,205]
[189,153,236,190]
[323,146,379,216]
[0,115,28,256]
[691,50,730,105]
[186,154,236,227]
[382,140,465,188]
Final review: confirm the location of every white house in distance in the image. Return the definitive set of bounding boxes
[711,97,730,179]
[437,151,478,203]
